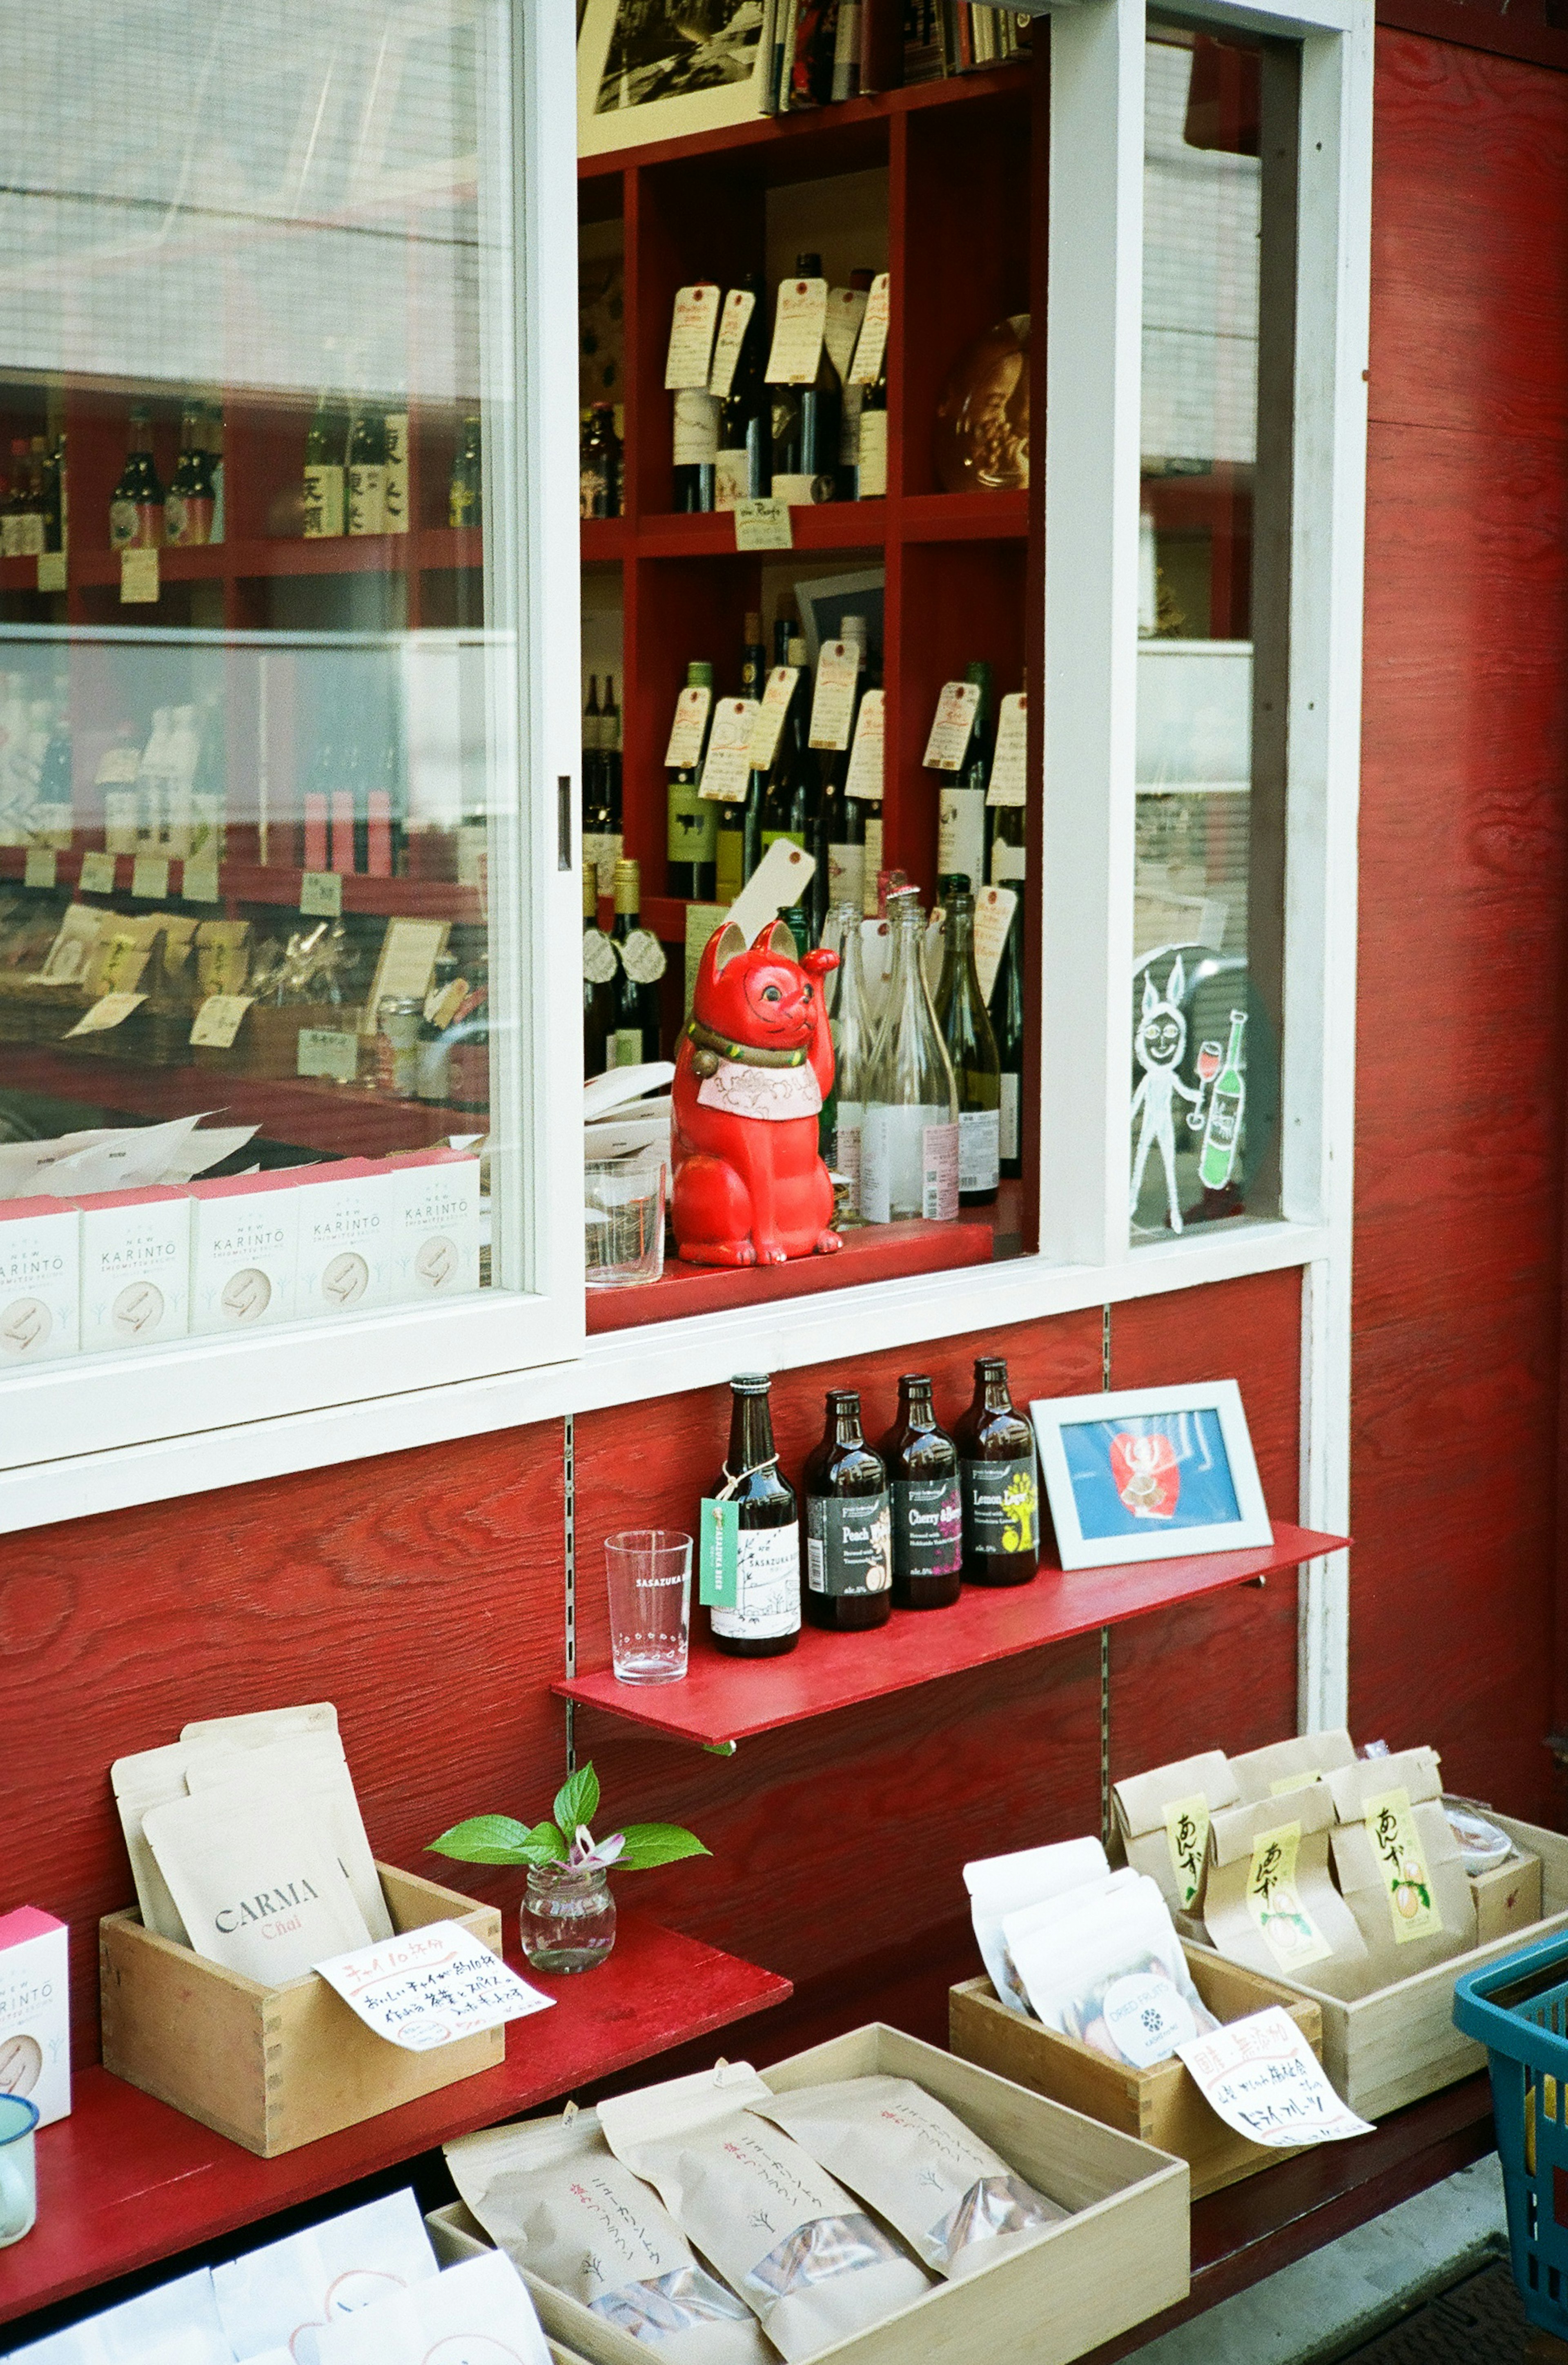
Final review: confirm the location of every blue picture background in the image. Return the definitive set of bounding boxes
[1060,1409,1241,1542]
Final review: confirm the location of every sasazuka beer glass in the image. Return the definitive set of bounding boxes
[604,1529,692,1684]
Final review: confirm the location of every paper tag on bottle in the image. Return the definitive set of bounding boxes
[699,1497,739,1609]
[672,390,720,465]
[665,283,723,390]
[765,277,829,384]
[119,548,159,605]
[189,993,253,1050]
[1245,1821,1334,1970]
[848,273,891,386]
[808,643,860,752]
[314,1920,554,2052]
[183,857,221,904]
[823,286,869,384]
[67,991,146,1037]
[727,838,816,944]
[24,848,56,889]
[844,690,885,803]
[1102,1972,1198,2069]
[1178,2007,1374,2148]
[748,667,800,771]
[300,869,343,918]
[734,496,793,551]
[924,681,980,770]
[620,927,668,985]
[708,287,757,399]
[973,885,1018,1005]
[987,692,1028,806]
[36,551,66,593]
[298,1027,359,1082]
[1163,1793,1212,1910]
[131,853,170,901]
[664,684,712,769]
[78,850,118,894]
[583,929,618,986]
[1363,1785,1445,1943]
[698,698,760,803]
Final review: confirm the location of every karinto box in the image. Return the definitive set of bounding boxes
[79,1186,192,1353]
[292,1161,393,1317]
[0,1196,79,1363]
[0,1906,71,2128]
[387,1149,482,1302]
[188,1173,300,1335]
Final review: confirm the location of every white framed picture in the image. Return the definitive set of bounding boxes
[578,0,772,161]
[1030,1381,1273,1571]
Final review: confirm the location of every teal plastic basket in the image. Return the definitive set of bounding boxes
[1454,1930,1568,2338]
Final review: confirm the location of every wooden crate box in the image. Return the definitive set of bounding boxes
[950,1946,1323,2200]
[100,1860,502,2158]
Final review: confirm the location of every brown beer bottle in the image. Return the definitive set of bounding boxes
[708,1374,801,1658]
[880,1374,963,1609]
[803,1389,892,1633]
[954,1355,1041,1586]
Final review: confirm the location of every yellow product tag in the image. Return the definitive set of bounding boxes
[1245,1820,1334,1970]
[1163,1793,1211,1910]
[1270,1770,1323,1796]
[1363,1785,1443,1943]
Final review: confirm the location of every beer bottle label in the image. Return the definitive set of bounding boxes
[962,1453,1039,1560]
[712,1522,800,1640]
[806,1493,892,1596]
[892,1475,962,1579]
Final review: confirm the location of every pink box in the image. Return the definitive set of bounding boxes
[0,1905,70,2127]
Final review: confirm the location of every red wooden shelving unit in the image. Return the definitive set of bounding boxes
[555,1521,1349,1747]
[0,847,481,924]
[3,1045,452,1159]
[0,1913,789,2330]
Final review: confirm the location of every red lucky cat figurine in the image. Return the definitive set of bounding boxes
[672,918,842,1267]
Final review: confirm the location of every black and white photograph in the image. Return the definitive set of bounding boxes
[578,0,769,156]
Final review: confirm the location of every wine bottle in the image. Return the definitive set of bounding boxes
[450,414,483,527]
[989,753,1026,1178]
[804,1389,892,1633]
[820,614,870,933]
[760,637,817,858]
[109,407,164,549]
[347,406,388,535]
[602,674,624,837]
[608,857,664,1067]
[935,886,1001,1207]
[827,903,872,1213]
[710,1374,800,1659]
[770,251,841,505]
[937,660,992,892]
[673,389,719,513]
[582,857,615,1078]
[715,274,769,509]
[838,267,875,499]
[1199,1008,1248,1191]
[953,1355,1041,1587]
[165,402,215,547]
[203,401,225,543]
[303,393,347,539]
[715,614,768,902]
[857,308,889,500]
[880,1374,963,1610]
[860,890,960,1223]
[666,658,717,899]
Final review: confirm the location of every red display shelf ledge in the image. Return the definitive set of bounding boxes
[50,529,481,590]
[586,1216,994,1334]
[586,491,1027,569]
[634,506,886,560]
[555,1522,1350,1747]
[4,1044,454,1160]
[0,1913,788,2331]
[0,847,479,922]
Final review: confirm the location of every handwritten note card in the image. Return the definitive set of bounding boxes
[1177,2006,1373,2148]
[314,1920,555,2052]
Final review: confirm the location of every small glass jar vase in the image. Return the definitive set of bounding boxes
[520,1863,617,1974]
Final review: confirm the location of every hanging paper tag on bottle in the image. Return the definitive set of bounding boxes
[844,689,885,801]
[182,857,221,904]
[849,274,891,386]
[78,850,117,895]
[699,1498,739,1609]
[665,284,723,390]
[698,698,760,803]
[765,278,829,384]
[664,684,712,769]
[708,287,757,399]
[131,854,170,901]
[823,286,869,385]
[987,692,1029,806]
[923,681,980,770]
[973,886,1018,1005]
[748,667,799,771]
[23,849,56,889]
[808,643,860,751]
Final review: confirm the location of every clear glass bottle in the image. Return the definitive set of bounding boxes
[954,1355,1041,1587]
[710,1373,800,1659]
[520,1862,616,1974]
[860,891,959,1224]
[879,1374,963,1609]
[827,903,872,1214]
[803,1388,892,1633]
[989,774,1027,1180]
[935,886,1001,1207]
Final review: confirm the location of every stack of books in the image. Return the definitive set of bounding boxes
[759,0,1032,114]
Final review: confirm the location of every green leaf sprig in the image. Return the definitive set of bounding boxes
[429,1762,708,1877]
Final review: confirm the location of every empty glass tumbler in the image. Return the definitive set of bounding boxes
[604,1528,692,1683]
[0,2095,38,2248]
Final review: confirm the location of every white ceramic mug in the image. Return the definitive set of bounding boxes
[0,2093,39,2247]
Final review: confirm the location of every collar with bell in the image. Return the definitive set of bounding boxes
[685,1016,809,1077]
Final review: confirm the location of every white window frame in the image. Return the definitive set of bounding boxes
[0,0,1372,1746]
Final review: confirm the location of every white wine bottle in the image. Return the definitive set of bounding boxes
[860,890,959,1223]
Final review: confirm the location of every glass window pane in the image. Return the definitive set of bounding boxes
[0,0,522,1359]
[1134,25,1289,1238]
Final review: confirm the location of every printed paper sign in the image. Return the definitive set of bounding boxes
[298,1028,359,1083]
[699,1497,739,1609]
[848,273,891,386]
[974,886,1018,1007]
[987,692,1028,806]
[1363,1785,1444,1943]
[708,286,757,399]
[665,283,722,390]
[844,689,885,802]
[36,551,66,593]
[189,993,253,1050]
[765,276,829,384]
[1164,1793,1212,1911]
[301,869,344,918]
[808,643,860,752]
[183,858,221,904]
[923,680,980,770]
[823,285,869,385]
[664,684,712,770]
[1178,2006,1374,2148]
[314,1921,554,2052]
[131,853,170,901]
[1245,1820,1334,1970]
[733,496,793,551]
[120,547,159,604]
[748,666,799,772]
[24,848,56,889]
[79,850,117,894]
[698,698,760,803]
[67,991,145,1037]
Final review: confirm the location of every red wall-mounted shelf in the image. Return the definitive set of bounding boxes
[0,1912,788,2332]
[555,1522,1350,1748]
[0,848,480,924]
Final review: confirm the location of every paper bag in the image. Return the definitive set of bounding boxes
[1330,1794,1477,1979]
[311,2250,552,2365]
[1203,1787,1372,1998]
[1229,1730,1356,1805]
[1326,1747,1443,1823]
[1111,1751,1240,1922]
[211,2190,438,2363]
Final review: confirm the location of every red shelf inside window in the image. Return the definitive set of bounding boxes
[586,1216,997,1333]
[0,1913,788,2330]
[0,847,480,923]
[554,1523,1350,1747]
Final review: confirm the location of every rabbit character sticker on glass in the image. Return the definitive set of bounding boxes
[1130,954,1201,1234]
[672,918,842,1267]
